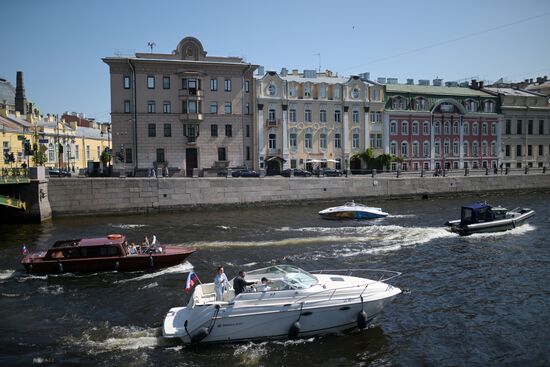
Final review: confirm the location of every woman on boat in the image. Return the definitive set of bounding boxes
[214,266,229,301]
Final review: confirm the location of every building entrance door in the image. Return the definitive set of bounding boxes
[186,148,198,177]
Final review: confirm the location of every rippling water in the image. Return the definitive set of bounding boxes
[1,192,549,366]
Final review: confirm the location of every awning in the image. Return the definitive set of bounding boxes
[266,156,287,162]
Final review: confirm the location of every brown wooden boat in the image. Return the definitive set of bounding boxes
[21,234,195,274]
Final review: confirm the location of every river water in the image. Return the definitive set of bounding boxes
[1,192,549,366]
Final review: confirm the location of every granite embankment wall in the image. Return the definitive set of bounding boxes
[47,174,550,216]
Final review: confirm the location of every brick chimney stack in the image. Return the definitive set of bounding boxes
[15,71,27,115]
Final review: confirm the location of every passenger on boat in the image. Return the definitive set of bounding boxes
[233,271,255,296]
[214,266,229,301]
[257,277,271,292]
[128,242,138,255]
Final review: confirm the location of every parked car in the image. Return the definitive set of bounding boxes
[46,168,71,177]
[281,168,312,177]
[232,169,260,178]
[322,168,342,177]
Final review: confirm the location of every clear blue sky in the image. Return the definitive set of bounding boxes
[3,0,550,122]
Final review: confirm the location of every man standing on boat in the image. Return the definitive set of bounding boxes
[233,270,255,296]
[214,266,229,301]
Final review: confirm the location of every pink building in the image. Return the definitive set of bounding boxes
[383,82,501,171]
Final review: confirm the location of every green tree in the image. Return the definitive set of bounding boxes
[100,147,112,165]
[32,145,48,166]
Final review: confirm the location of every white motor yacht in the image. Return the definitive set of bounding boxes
[319,201,389,220]
[163,265,401,344]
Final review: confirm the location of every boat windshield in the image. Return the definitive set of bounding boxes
[246,265,318,290]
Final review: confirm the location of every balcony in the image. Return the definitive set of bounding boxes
[266,118,281,127]
[180,113,204,122]
[179,89,204,98]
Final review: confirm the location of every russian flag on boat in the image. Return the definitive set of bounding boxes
[21,245,29,255]
[184,272,200,292]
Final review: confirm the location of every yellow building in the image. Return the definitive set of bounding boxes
[0,112,34,169]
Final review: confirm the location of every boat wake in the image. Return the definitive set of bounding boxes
[0,269,15,282]
[65,325,171,353]
[190,235,367,248]
[114,262,194,284]
[461,223,536,241]
[109,224,149,229]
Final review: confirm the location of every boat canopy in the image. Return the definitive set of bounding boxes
[460,202,494,224]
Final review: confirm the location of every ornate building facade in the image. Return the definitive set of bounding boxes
[383,83,501,171]
[103,37,257,176]
[255,69,371,174]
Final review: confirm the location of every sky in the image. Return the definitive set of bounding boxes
[3,0,550,122]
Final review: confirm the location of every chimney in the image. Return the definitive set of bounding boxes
[479,81,484,89]
[471,79,479,90]
[15,71,27,115]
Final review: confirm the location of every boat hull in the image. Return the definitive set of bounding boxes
[21,246,194,274]
[163,288,401,343]
[319,210,388,220]
[446,209,535,236]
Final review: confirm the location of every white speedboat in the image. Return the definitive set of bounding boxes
[163,264,401,344]
[319,201,389,220]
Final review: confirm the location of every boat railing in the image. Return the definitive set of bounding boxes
[309,268,402,283]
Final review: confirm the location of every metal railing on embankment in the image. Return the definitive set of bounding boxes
[0,168,30,185]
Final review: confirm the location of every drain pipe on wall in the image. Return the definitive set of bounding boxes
[128,59,138,175]
[241,64,253,167]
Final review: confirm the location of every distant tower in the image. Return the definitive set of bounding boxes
[15,71,27,115]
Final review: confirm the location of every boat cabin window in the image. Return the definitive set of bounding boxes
[461,207,474,223]
[80,245,121,257]
[246,265,318,290]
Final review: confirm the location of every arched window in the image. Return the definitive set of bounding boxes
[463,141,469,157]
[482,141,488,156]
[463,122,469,135]
[48,143,55,162]
[289,128,297,151]
[444,122,450,135]
[453,140,459,156]
[412,121,419,135]
[268,132,277,150]
[390,121,397,134]
[482,122,488,135]
[334,129,342,149]
[390,141,397,155]
[434,139,441,156]
[352,128,360,149]
[491,123,497,135]
[423,122,430,135]
[412,141,419,157]
[473,141,479,156]
[402,121,409,135]
[352,109,360,123]
[444,139,450,156]
[453,122,459,135]
[491,141,496,156]
[434,122,440,135]
[472,122,479,135]
[401,141,408,157]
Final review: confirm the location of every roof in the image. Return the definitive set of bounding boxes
[463,202,491,210]
[385,84,495,98]
[281,75,348,85]
[76,126,107,139]
[5,114,33,129]
[79,236,125,246]
[483,87,540,97]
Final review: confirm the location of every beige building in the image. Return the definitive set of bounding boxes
[484,87,550,168]
[255,69,379,174]
[103,37,257,176]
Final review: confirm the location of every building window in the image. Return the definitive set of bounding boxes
[334,109,341,123]
[246,146,250,160]
[423,122,430,135]
[304,85,311,98]
[506,119,511,134]
[86,145,90,160]
[463,142,469,157]
[434,140,440,156]
[290,131,297,150]
[48,143,55,162]
[163,101,171,113]
[225,124,232,137]
[246,125,250,137]
[539,120,544,135]
[124,100,131,113]
[453,141,459,156]
[210,78,218,91]
[472,123,479,135]
[517,120,522,135]
[402,121,409,135]
[538,145,543,156]
[333,86,340,99]
[291,159,297,169]
[268,83,276,96]
[75,145,79,160]
[334,133,341,149]
[390,142,397,156]
[516,145,522,156]
[491,141,496,156]
[370,112,381,123]
[211,124,218,137]
[528,145,532,156]
[372,89,380,101]
[289,85,296,97]
[352,110,359,123]
[245,103,250,115]
[125,148,132,163]
[370,134,382,148]
[484,101,494,113]
[528,120,533,135]
[319,86,326,99]
[473,142,479,156]
[453,122,459,135]
[491,123,496,135]
[97,146,101,160]
[289,109,296,122]
[305,131,312,150]
[148,124,156,137]
[463,122,469,135]
[268,109,276,122]
[505,145,511,156]
[482,141,487,156]
[224,102,232,114]
[482,122,488,135]
[210,102,218,114]
[163,76,170,89]
[444,122,450,135]
[245,80,249,93]
[413,141,419,158]
[320,132,327,150]
[224,79,232,92]
[164,123,171,137]
[147,101,156,113]
[390,121,397,134]
[218,147,226,161]
[401,141,408,157]
[147,76,155,89]
[320,109,327,123]
[181,78,188,89]
[269,133,276,150]
[156,149,165,163]
[352,131,360,149]
[123,76,130,89]
[423,141,430,158]
[412,121,419,135]
[304,108,312,123]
